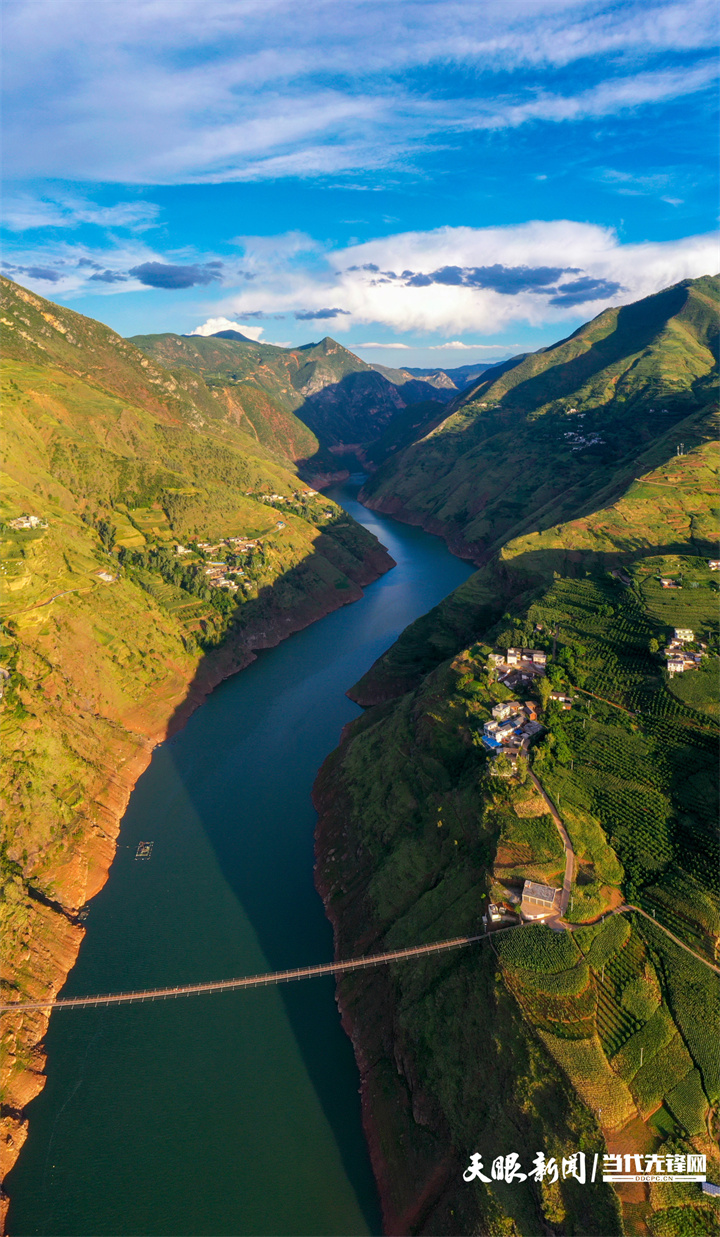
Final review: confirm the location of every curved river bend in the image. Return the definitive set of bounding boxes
[7,480,474,1237]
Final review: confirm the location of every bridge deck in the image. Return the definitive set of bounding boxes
[0,934,489,1013]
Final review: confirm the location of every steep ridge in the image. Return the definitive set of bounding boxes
[130,331,456,465]
[314,290,720,1234]
[360,276,719,560]
[0,277,395,1213]
[351,400,718,705]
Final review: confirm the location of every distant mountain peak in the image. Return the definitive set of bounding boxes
[208,329,255,342]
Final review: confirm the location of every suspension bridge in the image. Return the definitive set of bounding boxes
[0,933,492,1014]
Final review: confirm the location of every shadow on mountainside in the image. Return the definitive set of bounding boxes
[481,282,698,412]
[296,369,452,444]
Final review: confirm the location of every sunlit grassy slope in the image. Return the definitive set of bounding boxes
[0,276,387,1008]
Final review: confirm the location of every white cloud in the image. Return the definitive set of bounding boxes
[428,340,519,351]
[6,220,717,344]
[1,193,160,232]
[353,341,412,349]
[215,220,719,336]
[353,340,519,351]
[2,0,716,183]
[459,62,718,131]
[190,316,264,339]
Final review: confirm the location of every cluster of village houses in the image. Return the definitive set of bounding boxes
[561,414,604,451]
[168,495,338,593]
[255,488,319,501]
[173,536,265,592]
[480,647,571,773]
[488,646,549,692]
[481,645,571,926]
[481,699,543,756]
[7,514,47,530]
[483,615,714,930]
[258,491,333,518]
[665,628,707,675]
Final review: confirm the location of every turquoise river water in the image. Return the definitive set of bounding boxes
[6,479,474,1237]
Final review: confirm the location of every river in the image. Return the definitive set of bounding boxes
[7,479,474,1237]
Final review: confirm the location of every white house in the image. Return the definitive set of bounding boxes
[674,628,693,643]
[667,658,685,674]
[492,701,521,722]
[521,881,559,920]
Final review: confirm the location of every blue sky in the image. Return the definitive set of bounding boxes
[2,0,718,365]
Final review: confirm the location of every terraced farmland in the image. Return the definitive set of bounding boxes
[528,573,718,956]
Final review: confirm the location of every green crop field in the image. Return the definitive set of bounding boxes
[630,1032,694,1117]
[525,571,718,955]
[665,1069,709,1136]
[648,1204,720,1237]
[640,918,720,1103]
[595,972,643,1058]
[667,657,720,719]
[537,1031,637,1129]
[611,1005,677,1082]
[497,923,580,972]
[517,961,591,996]
[581,915,632,969]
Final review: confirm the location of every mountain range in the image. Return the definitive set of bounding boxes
[361,275,719,560]
[128,330,460,473]
[1,271,718,1237]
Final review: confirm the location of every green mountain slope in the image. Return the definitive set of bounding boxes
[314,277,720,1236]
[361,276,719,558]
[129,331,455,455]
[0,277,394,1186]
[315,564,719,1234]
[351,399,718,703]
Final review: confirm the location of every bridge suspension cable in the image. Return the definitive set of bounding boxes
[0,933,488,1014]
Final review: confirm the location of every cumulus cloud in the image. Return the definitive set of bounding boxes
[354,340,518,352]
[3,0,717,183]
[128,261,223,289]
[5,220,717,344]
[216,220,719,336]
[354,341,412,349]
